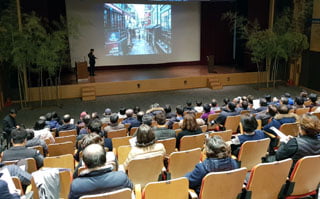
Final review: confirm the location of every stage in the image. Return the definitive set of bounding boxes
[27,64,266,102]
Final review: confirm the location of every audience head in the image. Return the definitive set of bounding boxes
[110,114,119,124]
[280,96,289,105]
[119,107,126,115]
[34,119,46,130]
[91,112,99,119]
[26,129,35,140]
[268,105,278,117]
[299,113,320,137]
[241,114,258,133]
[227,102,236,111]
[52,112,59,120]
[223,98,230,106]
[79,133,104,149]
[83,115,91,126]
[9,108,17,117]
[309,93,318,103]
[136,124,155,147]
[45,112,52,121]
[278,104,289,114]
[247,95,254,104]
[103,108,112,116]
[295,96,304,106]
[63,114,71,123]
[155,112,166,125]
[196,101,202,106]
[205,136,231,159]
[39,115,46,121]
[300,90,308,98]
[265,94,271,103]
[186,101,192,107]
[133,106,140,114]
[176,105,184,115]
[11,128,27,145]
[241,100,249,110]
[80,111,87,120]
[88,119,102,133]
[284,93,291,98]
[181,114,199,131]
[137,111,144,122]
[164,105,171,113]
[203,104,211,113]
[125,109,134,118]
[260,98,267,107]
[142,114,153,126]
[211,99,217,107]
[83,144,106,169]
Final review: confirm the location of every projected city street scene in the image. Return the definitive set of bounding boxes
[104,3,172,56]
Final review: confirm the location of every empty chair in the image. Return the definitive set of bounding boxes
[112,136,132,155]
[139,177,189,199]
[43,154,75,173]
[48,141,74,156]
[179,133,205,151]
[244,158,292,199]
[117,145,132,165]
[156,138,177,157]
[209,130,232,142]
[59,129,77,137]
[282,155,320,198]
[167,148,201,179]
[235,138,270,171]
[127,155,164,188]
[279,122,300,137]
[55,135,76,147]
[79,188,132,199]
[106,129,127,138]
[197,167,247,199]
[224,115,241,134]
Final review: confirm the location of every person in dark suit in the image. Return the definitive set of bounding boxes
[2,109,18,148]
[88,49,97,76]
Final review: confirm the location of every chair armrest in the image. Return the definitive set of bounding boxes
[134,184,142,199]
[188,189,198,199]
[263,131,277,139]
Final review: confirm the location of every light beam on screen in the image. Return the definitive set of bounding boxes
[103,3,172,56]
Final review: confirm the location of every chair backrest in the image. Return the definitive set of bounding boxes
[172,122,180,130]
[28,145,44,156]
[12,176,24,195]
[256,119,262,130]
[246,158,292,199]
[156,138,176,156]
[79,188,132,199]
[124,123,131,129]
[238,138,270,170]
[295,107,310,116]
[55,135,76,147]
[43,154,75,173]
[240,110,251,115]
[207,113,220,123]
[209,130,232,142]
[112,136,132,155]
[167,148,201,179]
[288,154,320,197]
[200,125,207,133]
[199,167,247,199]
[106,128,127,138]
[312,112,320,120]
[48,141,74,157]
[59,129,77,137]
[117,145,132,165]
[175,129,182,136]
[25,158,38,173]
[279,122,300,137]
[129,127,138,136]
[224,115,241,133]
[195,112,203,119]
[127,155,164,188]
[179,133,205,151]
[142,177,189,199]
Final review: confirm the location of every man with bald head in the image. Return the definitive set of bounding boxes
[57,114,76,133]
[122,109,141,130]
[69,144,132,199]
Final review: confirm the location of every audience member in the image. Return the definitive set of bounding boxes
[87,119,112,151]
[293,96,305,109]
[213,102,239,127]
[276,113,320,169]
[284,93,294,105]
[104,114,125,134]
[141,114,153,126]
[26,129,48,156]
[33,119,55,144]
[146,103,164,116]
[2,109,18,148]
[265,94,272,105]
[255,104,278,126]
[136,111,145,123]
[45,112,60,130]
[69,144,132,199]
[183,100,195,112]
[185,136,238,194]
[100,108,112,125]
[194,101,203,113]
[254,98,268,113]
[118,107,127,119]
[78,115,91,135]
[308,93,319,108]
[200,104,215,123]
[154,112,175,140]
[176,114,202,149]
[167,105,184,129]
[0,179,20,199]
[57,114,76,133]
[210,99,221,112]
[1,128,43,168]
[164,104,176,119]
[123,124,166,169]
[122,109,141,130]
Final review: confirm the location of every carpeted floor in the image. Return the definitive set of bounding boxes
[0,84,305,129]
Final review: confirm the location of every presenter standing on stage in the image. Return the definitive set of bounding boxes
[88,49,97,76]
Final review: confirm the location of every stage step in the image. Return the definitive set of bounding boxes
[207,78,223,90]
[81,86,96,101]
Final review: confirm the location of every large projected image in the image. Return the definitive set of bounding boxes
[104,3,172,56]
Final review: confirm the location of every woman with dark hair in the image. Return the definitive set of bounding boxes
[276,113,320,168]
[33,119,55,144]
[200,104,215,123]
[123,124,166,169]
[176,114,202,149]
[185,136,239,194]
[228,114,266,156]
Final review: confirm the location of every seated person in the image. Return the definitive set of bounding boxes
[121,109,141,131]
[276,113,320,169]
[25,129,48,156]
[69,144,132,199]
[194,101,203,113]
[153,112,176,140]
[164,104,176,119]
[123,124,166,170]
[228,114,267,156]
[200,104,215,123]
[213,102,239,128]
[167,105,184,129]
[146,103,165,116]
[0,179,20,199]
[176,114,203,149]
[185,136,239,194]
[57,114,76,133]
[104,114,125,134]
[100,108,112,125]
[0,128,44,168]
[255,104,278,126]
[45,112,60,130]
[33,119,55,144]
[210,99,221,112]
[183,101,195,112]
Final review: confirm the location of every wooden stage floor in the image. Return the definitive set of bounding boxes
[61,65,242,85]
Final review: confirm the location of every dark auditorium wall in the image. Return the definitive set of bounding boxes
[200,0,269,71]
[300,51,320,91]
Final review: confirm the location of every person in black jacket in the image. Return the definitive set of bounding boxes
[2,109,18,148]
[88,49,97,76]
